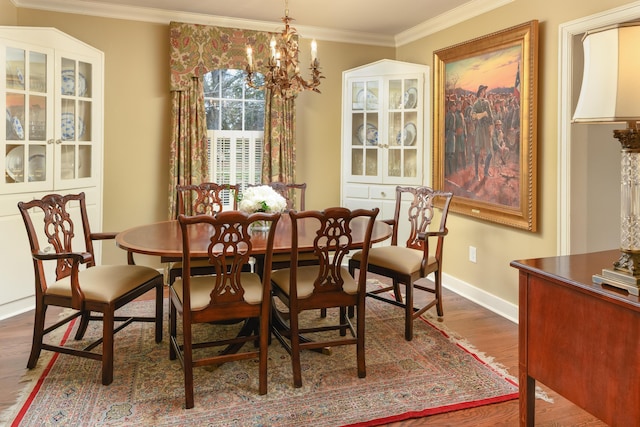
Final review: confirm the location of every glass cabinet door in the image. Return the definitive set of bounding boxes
[3,45,52,191]
[58,56,93,185]
[345,72,423,186]
[350,79,380,180]
[386,78,418,181]
[1,41,97,193]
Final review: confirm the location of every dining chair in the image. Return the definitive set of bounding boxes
[348,186,453,341]
[17,192,164,385]
[169,210,280,408]
[166,183,242,286]
[271,207,379,388]
[177,182,240,215]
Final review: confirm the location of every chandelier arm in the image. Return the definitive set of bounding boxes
[245,3,322,99]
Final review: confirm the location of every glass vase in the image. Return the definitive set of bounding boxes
[250,220,270,232]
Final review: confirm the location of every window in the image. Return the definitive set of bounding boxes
[203,69,265,205]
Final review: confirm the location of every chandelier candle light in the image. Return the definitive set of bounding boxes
[573,22,640,296]
[245,0,323,99]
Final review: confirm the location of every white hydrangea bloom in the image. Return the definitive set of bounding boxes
[239,185,287,213]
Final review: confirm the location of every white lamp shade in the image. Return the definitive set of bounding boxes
[573,23,640,123]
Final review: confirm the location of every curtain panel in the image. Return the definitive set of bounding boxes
[169,21,297,218]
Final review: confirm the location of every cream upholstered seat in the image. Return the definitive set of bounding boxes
[271,207,378,388]
[17,192,164,386]
[169,210,280,409]
[349,186,453,341]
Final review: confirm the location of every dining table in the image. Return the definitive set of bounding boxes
[115,213,392,261]
[116,213,392,353]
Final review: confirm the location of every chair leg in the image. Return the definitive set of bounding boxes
[102,309,115,385]
[339,307,347,336]
[356,302,366,379]
[320,308,327,318]
[347,262,359,319]
[74,310,91,340]
[27,303,47,369]
[392,279,403,302]
[435,272,444,318]
[169,299,177,360]
[258,317,269,395]
[183,322,194,409]
[289,312,303,388]
[404,282,414,341]
[155,281,163,343]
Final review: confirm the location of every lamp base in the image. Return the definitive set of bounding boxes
[593,268,640,296]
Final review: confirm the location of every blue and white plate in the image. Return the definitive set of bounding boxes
[62,69,87,96]
[397,122,417,146]
[355,89,378,110]
[61,69,75,95]
[61,112,84,140]
[12,116,24,140]
[77,73,87,97]
[357,123,378,146]
[403,87,418,109]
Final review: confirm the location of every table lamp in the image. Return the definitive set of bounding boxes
[573,22,640,296]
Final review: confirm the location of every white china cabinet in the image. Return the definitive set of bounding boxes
[0,27,103,319]
[341,59,430,241]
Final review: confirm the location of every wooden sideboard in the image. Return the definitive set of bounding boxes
[511,250,640,426]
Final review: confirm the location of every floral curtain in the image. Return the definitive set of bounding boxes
[263,93,295,184]
[168,79,208,218]
[168,21,296,218]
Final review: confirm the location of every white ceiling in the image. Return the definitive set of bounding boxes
[13,0,513,46]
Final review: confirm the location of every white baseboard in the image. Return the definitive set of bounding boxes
[0,295,34,322]
[442,273,518,324]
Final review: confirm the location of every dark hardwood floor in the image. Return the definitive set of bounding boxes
[0,278,606,426]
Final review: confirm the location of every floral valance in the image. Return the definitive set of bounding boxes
[169,21,273,91]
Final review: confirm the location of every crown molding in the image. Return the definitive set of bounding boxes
[395,0,515,46]
[12,0,512,47]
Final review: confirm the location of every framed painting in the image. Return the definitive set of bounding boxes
[433,20,538,231]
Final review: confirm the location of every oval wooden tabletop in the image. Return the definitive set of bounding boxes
[116,214,391,258]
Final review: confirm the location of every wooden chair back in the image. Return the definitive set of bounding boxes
[19,193,95,303]
[392,186,453,260]
[177,182,240,216]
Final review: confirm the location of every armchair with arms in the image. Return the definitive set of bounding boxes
[348,186,453,341]
[17,192,164,385]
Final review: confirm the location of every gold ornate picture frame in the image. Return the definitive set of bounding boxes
[433,20,538,231]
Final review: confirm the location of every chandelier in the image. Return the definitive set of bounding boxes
[245,0,323,99]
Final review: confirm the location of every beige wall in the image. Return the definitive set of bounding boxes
[394,0,632,305]
[0,0,16,25]
[3,0,632,306]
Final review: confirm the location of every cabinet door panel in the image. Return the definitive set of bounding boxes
[0,28,103,319]
[1,41,54,194]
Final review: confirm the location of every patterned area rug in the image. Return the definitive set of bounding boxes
[3,280,518,426]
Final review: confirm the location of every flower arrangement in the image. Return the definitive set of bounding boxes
[239,185,287,214]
